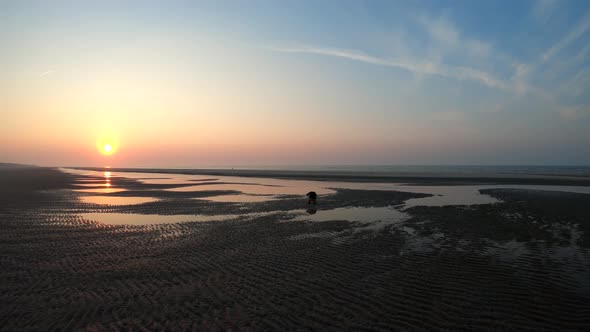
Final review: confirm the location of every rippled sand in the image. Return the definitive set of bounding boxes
[1,166,590,330]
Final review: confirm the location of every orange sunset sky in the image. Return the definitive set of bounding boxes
[2,1,589,167]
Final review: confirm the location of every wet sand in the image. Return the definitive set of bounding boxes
[1,166,590,330]
[73,166,590,186]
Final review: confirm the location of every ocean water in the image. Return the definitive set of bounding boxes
[185,165,590,177]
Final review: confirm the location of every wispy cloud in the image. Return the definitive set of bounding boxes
[533,0,559,21]
[266,12,537,94]
[415,15,491,58]
[559,106,590,120]
[40,70,54,77]
[561,67,590,97]
[267,45,509,90]
[542,10,590,62]
[523,7,590,120]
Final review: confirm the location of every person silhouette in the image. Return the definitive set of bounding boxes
[306,191,317,205]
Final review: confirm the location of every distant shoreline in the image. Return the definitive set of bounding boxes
[67,166,590,186]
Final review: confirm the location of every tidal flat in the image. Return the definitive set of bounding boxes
[1,166,589,330]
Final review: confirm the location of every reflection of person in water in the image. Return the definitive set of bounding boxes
[306,191,317,205]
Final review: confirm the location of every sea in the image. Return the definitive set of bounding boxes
[175,165,590,177]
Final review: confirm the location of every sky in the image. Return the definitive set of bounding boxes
[1,0,589,167]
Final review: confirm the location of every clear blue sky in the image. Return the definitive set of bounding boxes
[1,0,589,166]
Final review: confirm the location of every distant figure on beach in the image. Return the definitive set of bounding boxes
[306,191,317,205]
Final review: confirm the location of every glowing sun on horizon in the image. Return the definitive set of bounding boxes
[100,143,115,155]
[97,135,119,156]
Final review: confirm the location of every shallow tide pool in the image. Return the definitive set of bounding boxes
[79,196,158,205]
[293,206,409,224]
[64,168,590,225]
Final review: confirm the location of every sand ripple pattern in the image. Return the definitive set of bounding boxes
[1,172,590,330]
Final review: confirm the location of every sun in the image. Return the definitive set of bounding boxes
[96,134,119,156]
[100,143,115,155]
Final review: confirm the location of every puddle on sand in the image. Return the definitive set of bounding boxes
[73,183,112,187]
[73,188,127,194]
[400,186,500,208]
[398,184,590,208]
[166,182,336,195]
[138,177,217,185]
[293,206,409,225]
[63,168,590,208]
[200,194,278,203]
[63,168,211,185]
[79,196,158,205]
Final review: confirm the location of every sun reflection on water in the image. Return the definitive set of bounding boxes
[104,171,111,187]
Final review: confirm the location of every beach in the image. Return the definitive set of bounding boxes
[1,165,590,330]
